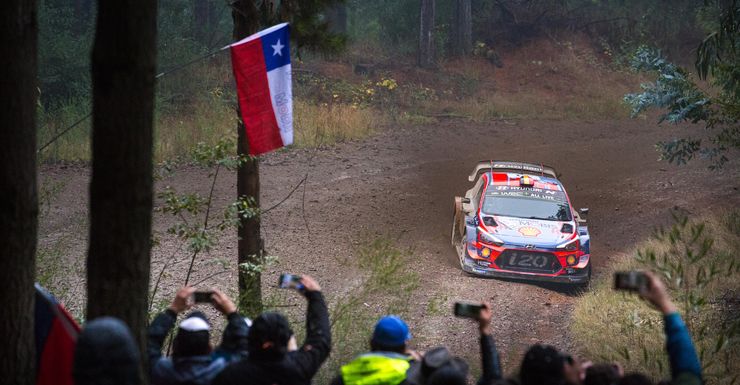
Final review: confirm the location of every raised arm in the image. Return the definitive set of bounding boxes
[293,275,332,379]
[147,287,194,367]
[640,272,702,384]
[476,303,503,385]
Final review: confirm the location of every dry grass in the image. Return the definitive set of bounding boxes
[293,100,385,147]
[572,212,740,384]
[154,97,236,162]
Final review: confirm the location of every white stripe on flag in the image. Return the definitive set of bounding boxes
[266,64,293,146]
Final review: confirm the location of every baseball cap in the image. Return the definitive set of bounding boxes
[372,315,411,347]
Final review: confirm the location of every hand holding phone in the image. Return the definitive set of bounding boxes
[613,271,647,292]
[193,291,214,303]
[454,301,484,319]
[278,274,304,290]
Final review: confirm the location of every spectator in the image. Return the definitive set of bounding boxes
[213,275,331,385]
[407,302,504,385]
[584,363,622,385]
[73,317,141,385]
[617,271,703,385]
[331,315,418,385]
[519,344,582,385]
[148,287,249,385]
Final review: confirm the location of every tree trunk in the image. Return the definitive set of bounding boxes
[0,1,38,384]
[326,2,348,35]
[87,0,157,381]
[449,0,472,57]
[418,0,436,68]
[232,0,264,317]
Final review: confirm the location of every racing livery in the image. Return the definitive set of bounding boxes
[452,161,591,285]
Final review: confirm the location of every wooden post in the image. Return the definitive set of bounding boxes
[232,0,264,317]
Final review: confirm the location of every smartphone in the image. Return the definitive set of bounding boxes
[613,271,647,292]
[454,301,483,319]
[193,291,214,303]
[278,274,304,290]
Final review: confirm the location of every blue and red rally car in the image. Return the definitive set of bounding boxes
[452,161,591,285]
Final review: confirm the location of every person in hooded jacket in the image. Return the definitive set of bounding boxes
[213,275,331,385]
[73,317,142,385]
[148,287,250,385]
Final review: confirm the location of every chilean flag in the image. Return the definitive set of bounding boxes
[35,283,80,385]
[230,23,293,155]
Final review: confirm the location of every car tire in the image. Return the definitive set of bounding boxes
[451,213,467,269]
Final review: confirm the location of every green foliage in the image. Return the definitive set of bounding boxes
[636,213,740,383]
[623,1,739,168]
[572,212,740,384]
[153,139,259,300]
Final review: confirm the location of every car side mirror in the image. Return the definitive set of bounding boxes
[579,208,589,215]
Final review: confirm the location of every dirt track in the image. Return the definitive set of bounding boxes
[40,117,739,374]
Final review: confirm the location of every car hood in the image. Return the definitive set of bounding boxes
[488,216,575,247]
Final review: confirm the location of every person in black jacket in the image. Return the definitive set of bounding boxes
[148,287,250,385]
[213,275,331,385]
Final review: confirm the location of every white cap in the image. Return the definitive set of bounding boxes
[179,316,210,332]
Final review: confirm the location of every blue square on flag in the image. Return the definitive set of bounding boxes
[261,27,291,71]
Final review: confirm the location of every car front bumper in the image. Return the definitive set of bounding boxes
[461,255,590,284]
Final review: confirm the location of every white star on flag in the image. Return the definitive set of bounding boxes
[272,39,284,56]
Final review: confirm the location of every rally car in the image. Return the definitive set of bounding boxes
[451,161,591,285]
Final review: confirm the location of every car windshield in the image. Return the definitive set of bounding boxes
[482,186,572,221]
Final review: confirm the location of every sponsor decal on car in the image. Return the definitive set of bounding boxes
[518,226,541,237]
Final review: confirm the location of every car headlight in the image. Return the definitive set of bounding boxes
[478,231,504,246]
[556,239,579,251]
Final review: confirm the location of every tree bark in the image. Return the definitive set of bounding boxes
[232,0,264,317]
[418,0,436,68]
[449,0,472,57]
[0,1,38,384]
[87,0,157,381]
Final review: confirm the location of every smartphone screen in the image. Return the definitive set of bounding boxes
[278,274,303,289]
[193,291,214,303]
[454,302,483,318]
[613,271,646,292]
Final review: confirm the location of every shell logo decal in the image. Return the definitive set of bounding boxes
[518,226,541,237]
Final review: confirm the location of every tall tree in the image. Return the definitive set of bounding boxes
[418,0,436,68]
[87,0,157,380]
[449,0,472,57]
[0,1,38,384]
[232,0,264,316]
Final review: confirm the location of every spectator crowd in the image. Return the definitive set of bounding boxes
[43,271,702,385]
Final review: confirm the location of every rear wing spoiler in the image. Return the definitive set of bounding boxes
[468,161,558,182]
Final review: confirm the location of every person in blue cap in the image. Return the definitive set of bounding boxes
[331,315,420,385]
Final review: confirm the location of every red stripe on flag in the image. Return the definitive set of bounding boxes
[231,39,284,155]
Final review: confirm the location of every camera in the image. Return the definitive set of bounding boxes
[193,291,214,303]
[278,274,304,290]
[613,271,647,292]
[453,301,483,319]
